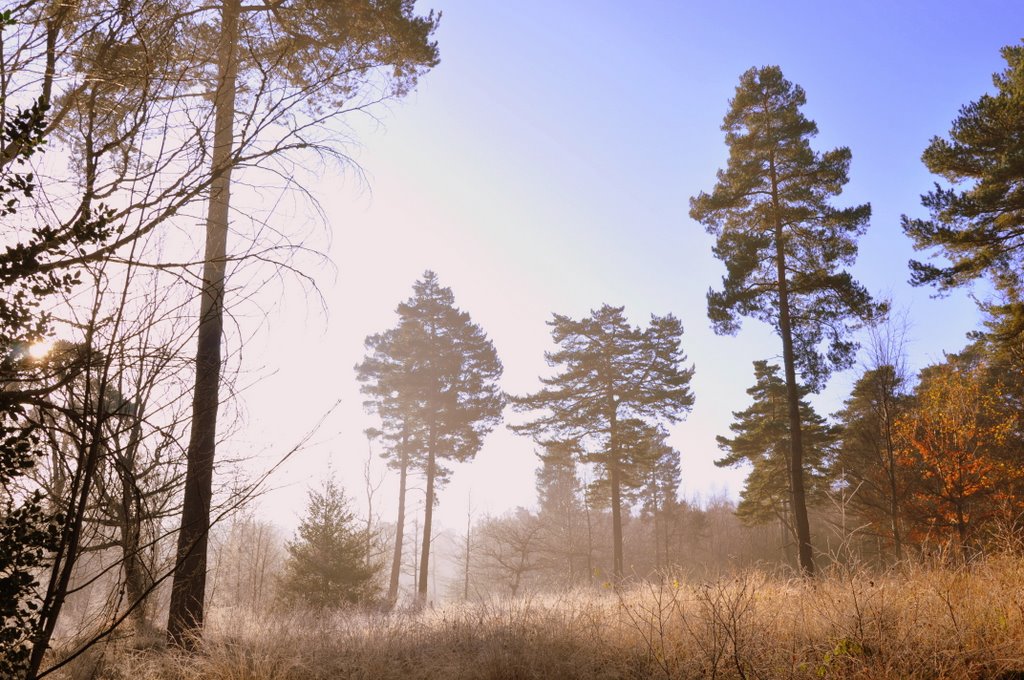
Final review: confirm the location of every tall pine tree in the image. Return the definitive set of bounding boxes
[356,323,426,606]
[169,1,440,643]
[690,66,883,574]
[833,365,910,563]
[511,305,694,579]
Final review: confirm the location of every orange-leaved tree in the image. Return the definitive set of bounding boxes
[894,360,1019,556]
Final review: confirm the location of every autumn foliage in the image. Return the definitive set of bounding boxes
[894,361,1020,553]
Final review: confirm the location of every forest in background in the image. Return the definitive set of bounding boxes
[2,1,1024,678]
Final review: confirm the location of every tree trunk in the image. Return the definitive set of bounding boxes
[880,386,903,563]
[387,447,408,606]
[27,421,106,678]
[463,494,471,600]
[770,155,815,576]
[418,428,436,602]
[120,415,151,630]
[167,0,240,646]
[583,483,594,584]
[609,403,623,580]
[120,471,149,630]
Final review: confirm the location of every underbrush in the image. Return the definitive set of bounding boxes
[52,558,1024,679]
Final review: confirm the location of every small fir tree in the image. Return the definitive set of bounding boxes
[277,479,380,609]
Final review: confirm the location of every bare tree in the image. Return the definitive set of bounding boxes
[476,509,545,597]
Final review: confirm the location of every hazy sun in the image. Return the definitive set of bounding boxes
[28,340,53,360]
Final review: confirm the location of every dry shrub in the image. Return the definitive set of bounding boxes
[52,559,1024,680]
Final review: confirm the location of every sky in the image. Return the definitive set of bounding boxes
[229,1,1024,537]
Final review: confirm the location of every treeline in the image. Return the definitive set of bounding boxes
[351,45,1024,603]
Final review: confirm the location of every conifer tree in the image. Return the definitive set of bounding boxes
[277,479,379,608]
[716,362,836,558]
[533,441,587,584]
[690,66,883,573]
[833,365,910,562]
[903,43,1024,292]
[512,305,694,579]
[357,271,503,604]
[637,431,682,570]
[356,323,425,606]
[170,0,440,643]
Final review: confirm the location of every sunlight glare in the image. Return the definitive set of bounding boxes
[28,340,53,360]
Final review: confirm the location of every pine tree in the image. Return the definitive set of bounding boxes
[690,66,883,573]
[833,365,910,562]
[903,43,1024,292]
[637,431,682,570]
[277,479,379,609]
[716,362,836,562]
[534,440,587,584]
[512,305,694,579]
[356,323,426,605]
[357,271,503,604]
[169,1,440,643]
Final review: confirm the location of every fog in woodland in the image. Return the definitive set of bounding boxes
[3,2,1024,679]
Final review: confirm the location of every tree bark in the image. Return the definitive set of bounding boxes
[167,0,240,646]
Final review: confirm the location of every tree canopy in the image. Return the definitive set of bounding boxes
[904,42,1024,293]
[357,271,503,602]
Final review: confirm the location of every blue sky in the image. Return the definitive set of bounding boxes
[242,1,1024,532]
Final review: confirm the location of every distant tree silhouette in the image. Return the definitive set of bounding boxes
[512,305,694,579]
[534,440,588,584]
[357,324,426,605]
[636,430,682,570]
[357,271,503,604]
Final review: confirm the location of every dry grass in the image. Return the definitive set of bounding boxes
[54,558,1024,679]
